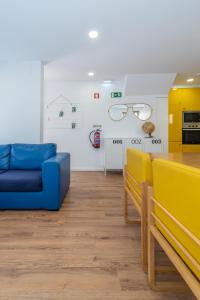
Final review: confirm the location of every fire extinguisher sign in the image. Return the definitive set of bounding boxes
[93,92,100,100]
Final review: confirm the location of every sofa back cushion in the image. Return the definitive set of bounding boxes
[0,145,10,170]
[10,143,56,170]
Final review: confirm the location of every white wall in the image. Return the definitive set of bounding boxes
[125,73,176,96]
[0,61,43,143]
[44,80,169,170]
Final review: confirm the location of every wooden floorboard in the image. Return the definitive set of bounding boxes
[0,172,195,299]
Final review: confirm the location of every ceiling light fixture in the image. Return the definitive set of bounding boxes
[104,80,112,84]
[88,30,99,39]
[88,72,94,77]
[187,78,194,82]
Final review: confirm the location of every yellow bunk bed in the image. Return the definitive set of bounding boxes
[148,159,200,299]
[124,148,152,270]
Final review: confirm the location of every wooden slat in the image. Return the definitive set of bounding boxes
[151,225,200,299]
[152,197,200,247]
[141,182,148,270]
[148,186,156,288]
[124,166,141,223]
[126,169,141,190]
[152,212,200,273]
[126,179,142,207]
[125,186,142,215]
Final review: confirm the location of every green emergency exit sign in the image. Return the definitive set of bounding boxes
[111,92,122,98]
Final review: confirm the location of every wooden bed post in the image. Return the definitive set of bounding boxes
[124,165,140,224]
[124,165,129,223]
[148,186,156,289]
[124,189,129,223]
[141,182,148,272]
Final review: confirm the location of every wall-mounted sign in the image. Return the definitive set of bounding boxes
[131,138,142,145]
[94,93,100,99]
[113,139,123,144]
[111,92,122,98]
[152,139,162,144]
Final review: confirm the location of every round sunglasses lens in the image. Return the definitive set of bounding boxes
[109,105,128,121]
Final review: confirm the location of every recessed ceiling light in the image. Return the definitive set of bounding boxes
[187,78,194,82]
[88,72,94,77]
[104,80,112,84]
[88,30,98,39]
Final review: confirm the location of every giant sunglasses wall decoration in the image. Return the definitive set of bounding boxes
[108,103,152,121]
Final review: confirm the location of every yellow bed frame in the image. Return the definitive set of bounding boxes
[124,148,152,270]
[148,159,200,299]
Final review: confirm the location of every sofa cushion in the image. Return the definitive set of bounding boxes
[10,143,56,170]
[0,145,10,170]
[0,170,42,192]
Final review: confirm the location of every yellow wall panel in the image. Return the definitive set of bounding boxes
[169,142,182,152]
[168,89,182,142]
[168,88,200,152]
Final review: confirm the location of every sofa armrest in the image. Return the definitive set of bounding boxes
[42,153,70,208]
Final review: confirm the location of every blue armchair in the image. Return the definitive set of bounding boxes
[0,143,70,210]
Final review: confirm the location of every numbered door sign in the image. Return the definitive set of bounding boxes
[131,138,142,145]
[113,139,123,144]
[152,139,162,144]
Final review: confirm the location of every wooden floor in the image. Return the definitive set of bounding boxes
[0,172,195,300]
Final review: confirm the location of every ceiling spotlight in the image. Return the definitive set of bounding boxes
[88,72,94,77]
[104,80,112,84]
[187,78,194,82]
[88,30,99,39]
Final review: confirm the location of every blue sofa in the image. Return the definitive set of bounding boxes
[0,143,70,210]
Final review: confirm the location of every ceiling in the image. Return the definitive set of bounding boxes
[173,73,200,87]
[1,0,200,81]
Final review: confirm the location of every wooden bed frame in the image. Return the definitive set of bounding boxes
[124,165,148,270]
[148,186,200,299]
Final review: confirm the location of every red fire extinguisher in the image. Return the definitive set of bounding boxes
[89,129,101,149]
